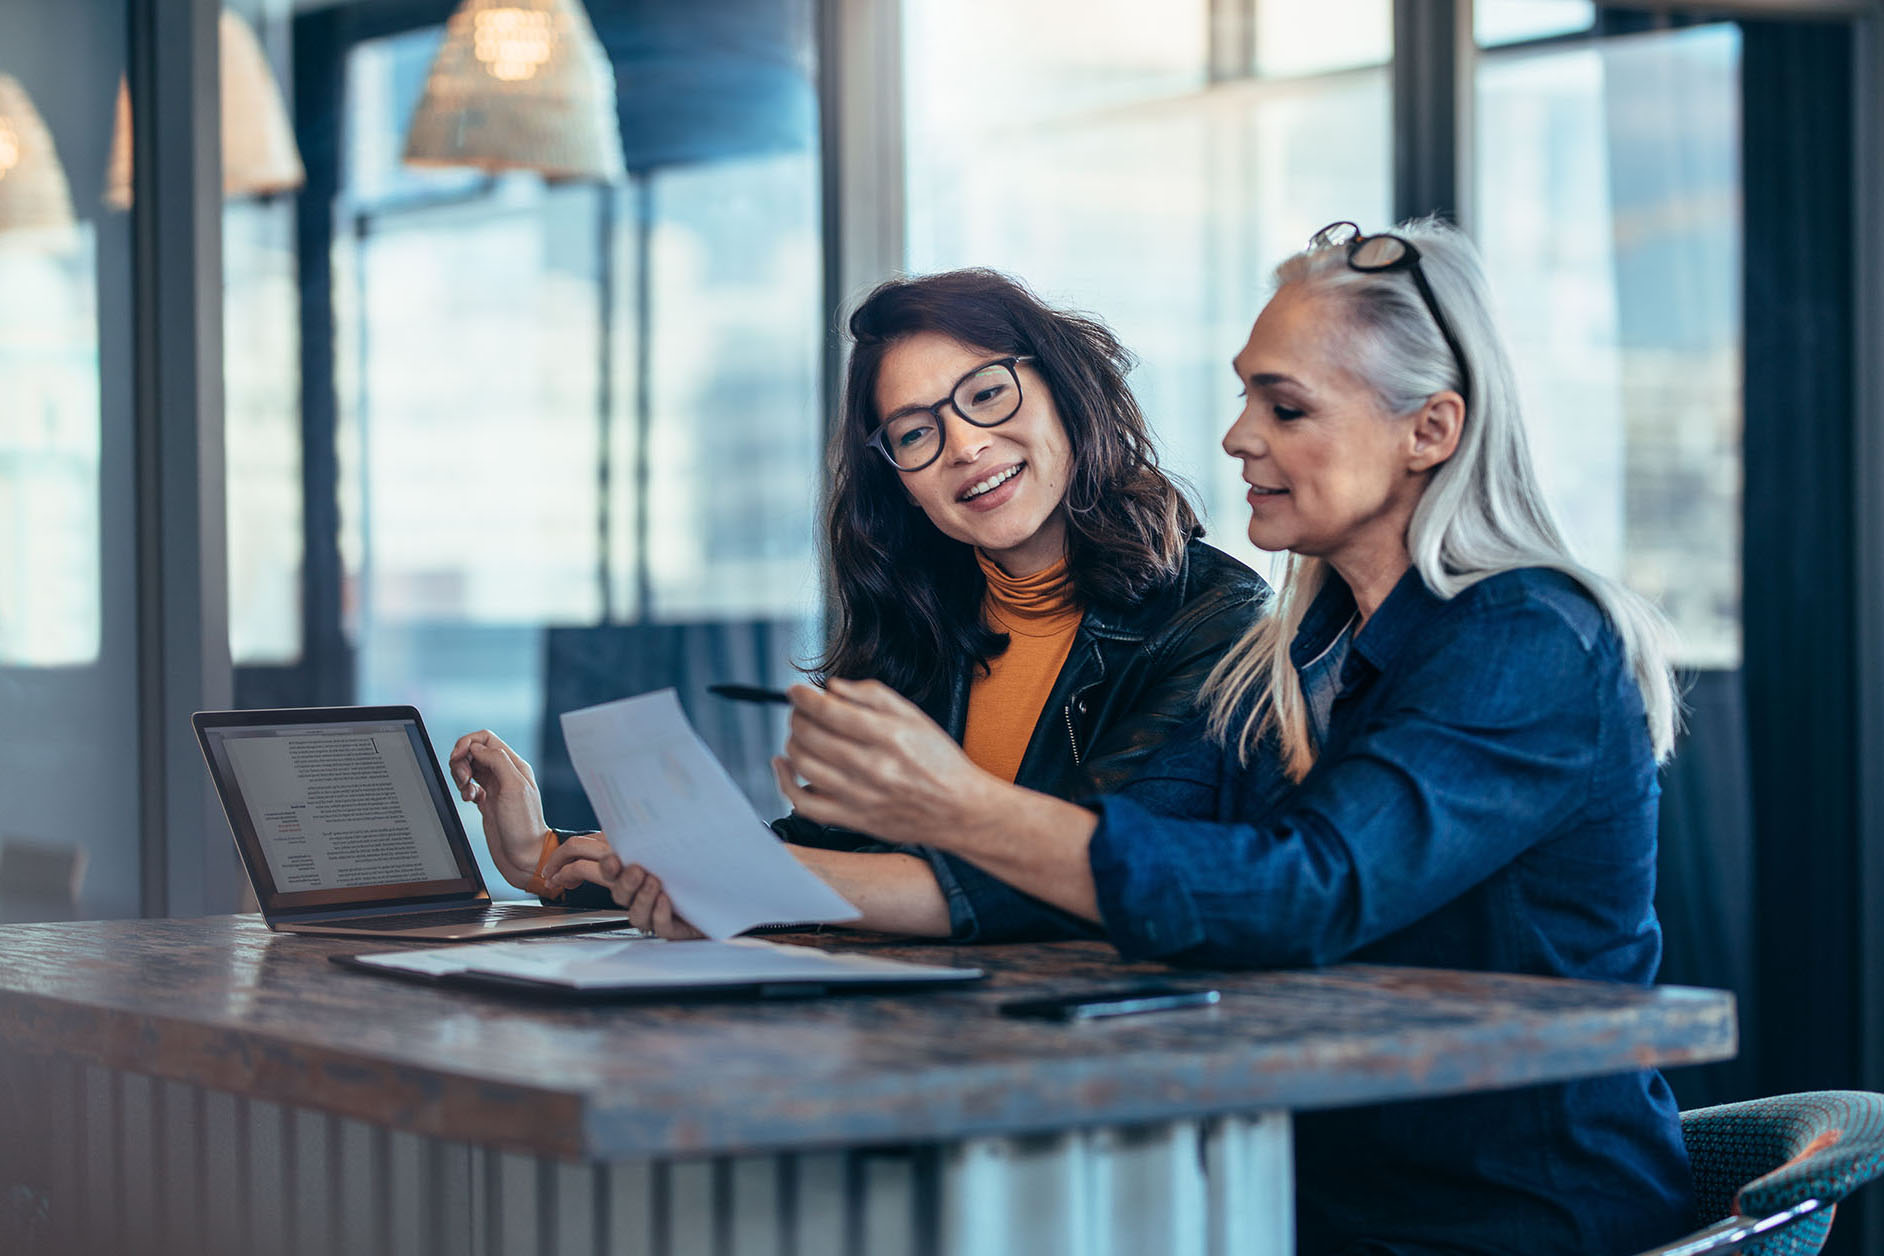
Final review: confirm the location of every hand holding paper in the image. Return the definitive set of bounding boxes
[594,857,703,939]
[559,690,860,939]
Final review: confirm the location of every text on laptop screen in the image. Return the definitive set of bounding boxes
[212,721,465,894]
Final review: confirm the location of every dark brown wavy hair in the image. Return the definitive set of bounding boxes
[815,268,1200,706]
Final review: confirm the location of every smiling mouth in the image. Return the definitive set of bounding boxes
[961,463,1024,501]
[1248,484,1288,496]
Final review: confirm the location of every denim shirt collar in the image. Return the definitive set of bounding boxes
[1290,564,1446,679]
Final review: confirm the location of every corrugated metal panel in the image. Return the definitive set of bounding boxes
[9,1059,1290,1256]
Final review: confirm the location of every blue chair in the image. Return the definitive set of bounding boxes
[1637,1091,1884,1255]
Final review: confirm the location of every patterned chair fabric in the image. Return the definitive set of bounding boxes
[1678,1090,1884,1256]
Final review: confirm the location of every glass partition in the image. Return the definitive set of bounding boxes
[1476,23,1742,666]
[217,0,827,892]
[903,0,1393,545]
[0,0,141,919]
[1475,0,1596,48]
[0,237,100,668]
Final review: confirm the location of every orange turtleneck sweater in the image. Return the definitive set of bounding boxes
[962,552,1083,783]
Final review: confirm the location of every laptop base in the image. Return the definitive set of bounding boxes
[274,908,638,942]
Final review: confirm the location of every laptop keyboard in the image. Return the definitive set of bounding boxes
[336,903,579,932]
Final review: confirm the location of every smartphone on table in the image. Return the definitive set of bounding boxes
[999,984,1221,1022]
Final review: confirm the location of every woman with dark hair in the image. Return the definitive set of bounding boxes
[451,268,1267,941]
[816,268,1226,707]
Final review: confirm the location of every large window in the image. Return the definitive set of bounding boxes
[905,3,1741,672]
[311,6,823,889]
[1476,22,1742,665]
[221,0,306,668]
[225,194,305,665]
[903,0,1393,543]
[0,236,100,667]
[0,0,143,919]
[639,152,823,623]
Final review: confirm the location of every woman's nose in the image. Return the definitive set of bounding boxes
[1222,408,1263,458]
[947,415,994,462]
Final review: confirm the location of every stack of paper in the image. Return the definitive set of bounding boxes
[353,936,981,992]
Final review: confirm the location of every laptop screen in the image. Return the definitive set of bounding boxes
[195,708,485,914]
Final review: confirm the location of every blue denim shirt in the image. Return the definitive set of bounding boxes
[1084,565,1695,1255]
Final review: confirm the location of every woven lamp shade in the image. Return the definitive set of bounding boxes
[103,10,306,210]
[0,74,77,234]
[103,80,129,210]
[219,10,305,198]
[402,0,625,182]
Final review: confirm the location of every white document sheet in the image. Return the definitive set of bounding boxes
[355,937,981,991]
[559,690,861,938]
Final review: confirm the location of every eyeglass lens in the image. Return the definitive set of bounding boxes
[1349,235,1408,270]
[1311,221,1358,249]
[879,361,1023,470]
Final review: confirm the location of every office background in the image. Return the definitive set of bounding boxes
[0,0,1880,1249]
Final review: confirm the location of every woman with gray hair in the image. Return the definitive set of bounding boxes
[605,219,1694,1252]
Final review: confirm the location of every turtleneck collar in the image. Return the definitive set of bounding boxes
[976,550,1078,632]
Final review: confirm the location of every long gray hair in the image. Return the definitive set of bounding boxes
[1205,218,1679,779]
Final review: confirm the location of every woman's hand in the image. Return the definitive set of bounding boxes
[447,729,548,890]
[776,678,1103,923]
[773,677,1001,852]
[600,857,705,939]
[538,833,615,894]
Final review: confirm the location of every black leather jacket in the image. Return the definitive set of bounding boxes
[776,537,1270,941]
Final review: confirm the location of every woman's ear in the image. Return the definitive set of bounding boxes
[1407,391,1464,473]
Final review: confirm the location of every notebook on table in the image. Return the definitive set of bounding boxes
[333,935,987,1001]
[193,705,636,940]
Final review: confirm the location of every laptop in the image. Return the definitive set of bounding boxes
[193,705,638,940]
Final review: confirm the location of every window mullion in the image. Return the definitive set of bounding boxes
[1392,0,1473,227]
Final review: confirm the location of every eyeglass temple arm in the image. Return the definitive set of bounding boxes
[1404,264,1474,403]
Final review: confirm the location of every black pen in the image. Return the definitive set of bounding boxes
[707,683,794,705]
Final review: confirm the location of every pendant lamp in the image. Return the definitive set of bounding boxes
[103,81,128,209]
[104,10,306,209]
[402,0,625,182]
[0,74,77,235]
[219,9,305,198]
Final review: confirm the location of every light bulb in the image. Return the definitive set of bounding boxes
[473,8,556,82]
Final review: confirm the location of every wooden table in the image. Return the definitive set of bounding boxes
[0,916,1735,1256]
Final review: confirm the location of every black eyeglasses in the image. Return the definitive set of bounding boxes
[1310,221,1473,407]
[862,356,1035,472]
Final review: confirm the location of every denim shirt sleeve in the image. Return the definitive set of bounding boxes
[913,845,1103,942]
[1088,596,1604,966]
[909,714,1231,942]
[761,812,1081,941]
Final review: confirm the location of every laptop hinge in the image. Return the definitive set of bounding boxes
[268,896,492,924]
